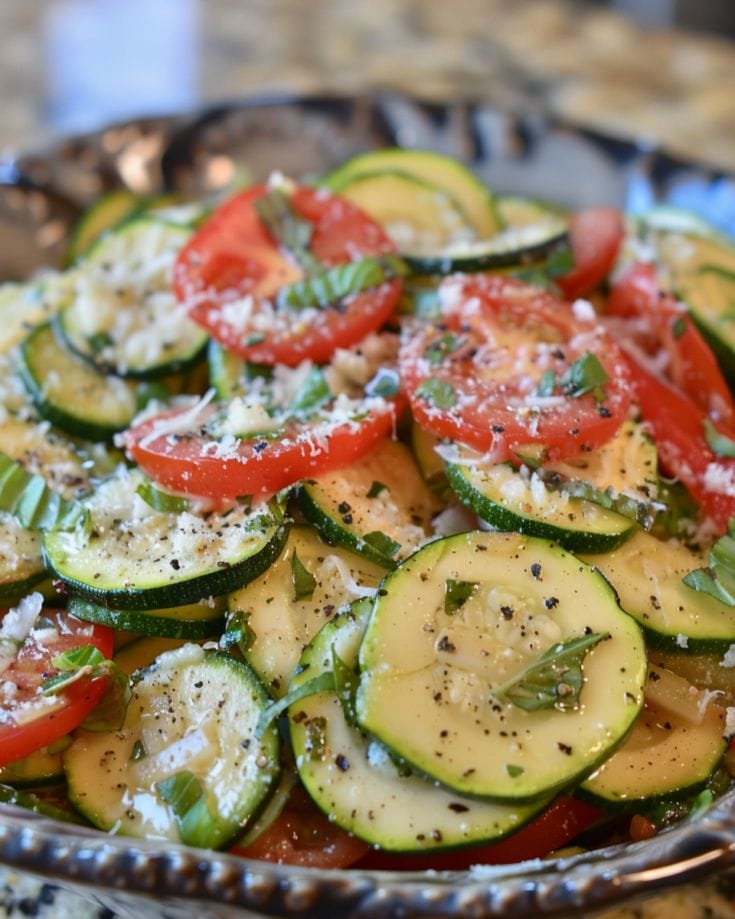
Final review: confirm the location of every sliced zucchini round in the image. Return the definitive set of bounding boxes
[356,530,646,801]
[57,217,208,379]
[19,320,139,441]
[229,524,385,697]
[64,646,280,849]
[0,515,45,600]
[43,468,287,610]
[64,188,143,267]
[581,530,735,652]
[290,601,550,853]
[298,438,437,569]
[0,743,67,787]
[68,595,226,641]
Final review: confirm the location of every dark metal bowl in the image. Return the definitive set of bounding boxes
[1,94,734,917]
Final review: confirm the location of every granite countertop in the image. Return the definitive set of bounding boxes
[1,1,735,917]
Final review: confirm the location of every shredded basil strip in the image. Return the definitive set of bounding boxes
[539,470,663,531]
[683,523,735,606]
[415,377,456,410]
[559,352,608,400]
[366,480,388,499]
[444,578,478,615]
[0,452,89,532]
[331,646,359,727]
[253,187,322,275]
[290,366,332,417]
[494,631,609,712]
[703,419,735,458]
[536,370,557,397]
[277,253,408,311]
[155,770,220,848]
[291,550,317,602]
[135,479,191,513]
[219,608,256,655]
[255,671,336,738]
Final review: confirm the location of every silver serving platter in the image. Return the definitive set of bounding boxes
[1,94,735,918]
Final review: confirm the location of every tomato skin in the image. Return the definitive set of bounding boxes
[400,274,631,462]
[355,797,602,871]
[124,397,404,500]
[231,786,369,869]
[174,185,403,366]
[0,610,114,768]
[608,262,735,428]
[556,207,625,300]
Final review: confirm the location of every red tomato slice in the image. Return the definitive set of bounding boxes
[356,797,602,871]
[608,262,735,428]
[231,785,369,869]
[174,185,403,366]
[0,606,114,768]
[556,207,625,300]
[124,396,404,500]
[400,274,631,463]
[623,352,735,532]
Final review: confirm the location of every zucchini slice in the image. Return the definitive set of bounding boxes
[68,595,226,641]
[356,530,646,801]
[581,530,735,652]
[229,525,385,697]
[321,148,500,239]
[290,601,551,853]
[298,438,438,569]
[57,217,208,379]
[580,665,727,809]
[0,743,67,788]
[43,469,287,610]
[64,188,143,266]
[19,320,139,441]
[64,646,280,848]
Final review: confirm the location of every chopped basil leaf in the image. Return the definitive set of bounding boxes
[255,671,335,738]
[506,763,525,777]
[291,550,317,601]
[277,254,408,311]
[703,419,735,458]
[365,367,400,399]
[494,631,609,712]
[156,770,204,819]
[363,531,401,558]
[423,332,463,366]
[513,444,549,469]
[444,578,477,614]
[135,479,191,513]
[253,187,322,276]
[290,366,332,417]
[219,608,256,655]
[415,377,456,410]
[671,316,687,339]
[331,646,359,727]
[559,352,608,400]
[366,480,388,498]
[540,470,663,531]
[536,370,557,397]
[0,452,89,533]
[545,244,575,278]
[130,740,146,762]
[683,527,735,606]
[86,331,113,354]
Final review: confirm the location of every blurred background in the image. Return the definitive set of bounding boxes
[1,0,735,170]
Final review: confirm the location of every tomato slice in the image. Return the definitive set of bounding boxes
[400,274,631,463]
[608,262,735,428]
[0,605,114,768]
[174,185,403,366]
[356,797,602,871]
[231,785,369,869]
[556,206,625,300]
[124,395,404,500]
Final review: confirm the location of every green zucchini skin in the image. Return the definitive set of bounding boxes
[67,596,226,641]
[356,530,647,802]
[19,319,139,442]
[43,469,288,611]
[290,600,551,853]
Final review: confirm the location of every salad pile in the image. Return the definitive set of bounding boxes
[2,147,735,870]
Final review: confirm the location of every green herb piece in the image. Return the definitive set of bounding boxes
[545,244,575,278]
[291,550,317,602]
[423,332,463,367]
[290,366,332,417]
[683,526,735,606]
[536,370,557,397]
[559,352,608,400]
[219,609,256,655]
[130,740,146,762]
[506,764,524,778]
[277,254,408,311]
[331,646,359,727]
[365,367,400,399]
[0,453,89,533]
[155,770,220,848]
[86,331,113,354]
[253,187,322,275]
[703,419,735,458]
[135,479,191,513]
[540,470,663,531]
[513,444,549,469]
[444,578,478,615]
[363,531,401,558]
[671,316,688,339]
[255,671,336,738]
[415,378,456,410]
[494,631,609,712]
[41,644,131,731]
[366,480,388,499]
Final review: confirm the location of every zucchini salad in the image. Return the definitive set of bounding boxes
[2,147,735,871]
